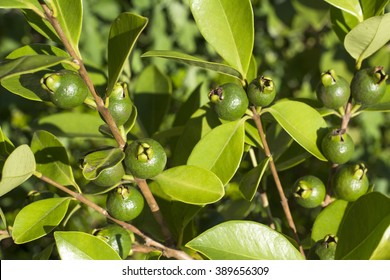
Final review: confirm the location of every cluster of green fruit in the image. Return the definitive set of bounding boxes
[208,75,276,121]
[40,69,169,255]
[293,66,388,209]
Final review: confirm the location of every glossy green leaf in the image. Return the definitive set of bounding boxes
[0,145,36,197]
[0,0,43,16]
[172,104,221,166]
[275,141,311,171]
[23,9,60,44]
[107,12,148,94]
[344,14,390,63]
[142,50,242,80]
[46,0,83,57]
[152,165,224,205]
[330,7,360,43]
[82,147,125,180]
[190,0,254,79]
[186,220,304,260]
[360,0,389,18]
[264,100,327,161]
[239,158,270,201]
[37,112,105,138]
[54,231,121,260]
[325,0,363,21]
[6,44,70,60]
[31,130,76,187]
[0,55,69,81]
[188,118,246,185]
[336,192,390,260]
[134,65,172,136]
[12,198,71,244]
[312,199,349,242]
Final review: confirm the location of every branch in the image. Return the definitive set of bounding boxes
[35,172,192,260]
[251,107,305,258]
[39,1,126,149]
[135,178,173,243]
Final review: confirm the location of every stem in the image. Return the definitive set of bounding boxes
[251,107,305,258]
[35,172,191,260]
[39,2,126,149]
[135,178,173,243]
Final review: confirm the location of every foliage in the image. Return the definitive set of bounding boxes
[0,0,389,260]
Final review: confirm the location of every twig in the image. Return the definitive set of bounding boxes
[39,1,126,149]
[35,172,192,260]
[135,178,173,243]
[251,107,305,258]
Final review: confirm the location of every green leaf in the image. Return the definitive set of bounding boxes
[325,0,363,21]
[172,104,221,166]
[107,12,148,95]
[188,118,246,185]
[12,198,71,244]
[0,0,43,16]
[0,145,36,197]
[152,165,224,205]
[23,9,60,44]
[336,192,390,260]
[142,50,242,80]
[0,55,69,81]
[37,112,105,138]
[6,44,70,59]
[360,0,389,18]
[82,147,125,180]
[54,231,121,260]
[275,141,311,171]
[190,0,254,79]
[31,130,76,187]
[134,65,172,136]
[344,14,390,63]
[239,158,270,201]
[186,220,304,260]
[264,100,327,161]
[0,126,15,160]
[47,0,83,58]
[330,7,360,42]
[311,199,349,242]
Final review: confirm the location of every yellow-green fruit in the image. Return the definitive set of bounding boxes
[247,76,276,107]
[106,186,144,221]
[92,163,125,187]
[316,70,350,109]
[292,175,326,208]
[124,138,167,179]
[321,128,354,164]
[209,83,249,121]
[106,82,133,126]
[332,163,369,202]
[95,224,133,259]
[351,66,388,106]
[41,69,88,109]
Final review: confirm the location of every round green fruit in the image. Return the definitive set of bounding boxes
[124,138,167,179]
[247,76,276,107]
[351,66,388,106]
[95,224,133,259]
[292,175,326,208]
[332,163,369,202]
[321,128,354,164]
[106,186,144,221]
[105,82,133,126]
[41,69,89,109]
[308,234,338,260]
[92,162,125,187]
[209,83,249,121]
[316,69,350,110]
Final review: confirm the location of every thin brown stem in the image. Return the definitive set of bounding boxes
[35,172,191,260]
[251,107,305,258]
[135,178,173,243]
[39,2,126,149]
[340,98,353,131]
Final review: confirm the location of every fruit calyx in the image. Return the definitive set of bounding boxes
[320,69,337,87]
[258,76,275,94]
[136,142,154,162]
[372,66,388,85]
[208,87,224,103]
[293,181,312,199]
[352,163,367,180]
